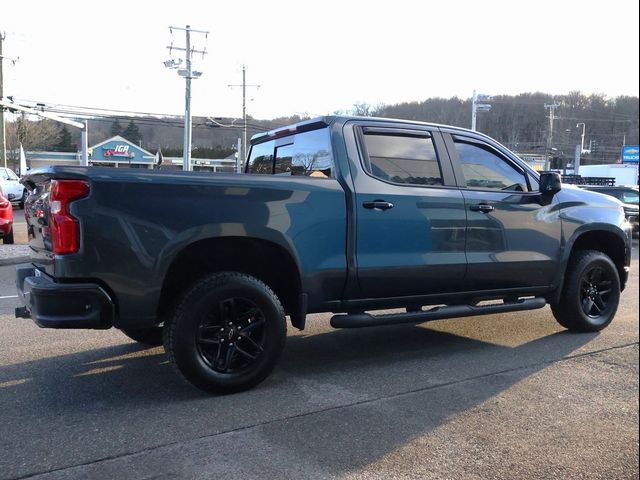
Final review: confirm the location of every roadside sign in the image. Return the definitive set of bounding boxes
[621,145,639,164]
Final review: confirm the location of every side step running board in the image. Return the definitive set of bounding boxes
[330,297,547,329]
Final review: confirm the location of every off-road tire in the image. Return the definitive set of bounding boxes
[551,250,620,332]
[121,327,164,346]
[164,272,286,394]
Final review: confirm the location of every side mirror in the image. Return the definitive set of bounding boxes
[539,171,562,196]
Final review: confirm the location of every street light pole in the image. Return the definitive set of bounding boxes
[577,122,586,153]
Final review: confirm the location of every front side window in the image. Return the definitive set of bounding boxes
[362,133,443,186]
[454,140,529,192]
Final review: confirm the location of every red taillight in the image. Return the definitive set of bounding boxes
[49,180,90,254]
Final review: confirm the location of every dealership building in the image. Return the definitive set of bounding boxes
[23,136,236,173]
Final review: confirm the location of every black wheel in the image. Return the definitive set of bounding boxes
[121,327,164,346]
[3,228,14,245]
[551,250,620,332]
[164,272,286,394]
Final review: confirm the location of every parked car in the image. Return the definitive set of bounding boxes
[15,116,632,394]
[581,186,639,235]
[0,190,14,244]
[0,167,28,209]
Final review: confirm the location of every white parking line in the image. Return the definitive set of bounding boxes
[0,295,19,299]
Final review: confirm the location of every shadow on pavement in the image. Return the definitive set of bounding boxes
[0,321,599,479]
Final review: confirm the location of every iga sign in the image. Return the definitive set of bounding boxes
[103,145,133,157]
[621,146,639,164]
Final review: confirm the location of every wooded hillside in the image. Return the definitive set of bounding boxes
[6,92,638,167]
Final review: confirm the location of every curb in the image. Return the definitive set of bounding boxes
[0,256,31,267]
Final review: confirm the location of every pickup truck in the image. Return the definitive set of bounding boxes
[15,116,632,394]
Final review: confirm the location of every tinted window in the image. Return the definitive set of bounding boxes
[455,141,529,192]
[362,133,443,186]
[6,169,19,180]
[247,128,333,178]
[621,190,639,203]
[596,189,640,204]
[274,128,333,178]
[247,141,275,174]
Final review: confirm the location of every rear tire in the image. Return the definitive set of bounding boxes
[551,250,620,332]
[19,190,27,209]
[164,272,286,394]
[121,327,164,346]
[3,228,14,245]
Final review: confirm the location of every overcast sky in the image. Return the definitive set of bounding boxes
[2,0,639,120]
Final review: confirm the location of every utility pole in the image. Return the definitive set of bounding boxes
[165,25,208,171]
[229,65,260,168]
[0,32,7,167]
[544,102,560,170]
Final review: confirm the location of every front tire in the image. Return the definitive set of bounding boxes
[551,250,620,332]
[164,272,286,394]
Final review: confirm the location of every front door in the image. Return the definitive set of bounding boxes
[445,133,562,291]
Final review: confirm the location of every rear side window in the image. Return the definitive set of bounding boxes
[246,141,275,174]
[361,133,443,186]
[246,128,334,178]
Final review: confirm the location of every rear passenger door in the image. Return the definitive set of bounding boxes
[346,122,467,298]
[445,132,562,291]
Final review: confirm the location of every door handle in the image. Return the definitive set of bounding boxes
[469,203,495,213]
[363,200,394,211]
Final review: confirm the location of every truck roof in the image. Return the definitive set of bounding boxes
[250,115,491,145]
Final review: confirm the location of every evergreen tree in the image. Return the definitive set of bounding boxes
[53,125,77,152]
[122,120,142,145]
[111,119,123,137]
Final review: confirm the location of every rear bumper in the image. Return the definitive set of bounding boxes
[15,265,114,329]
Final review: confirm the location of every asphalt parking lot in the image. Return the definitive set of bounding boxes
[0,242,638,480]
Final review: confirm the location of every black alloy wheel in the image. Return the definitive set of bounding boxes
[164,272,286,394]
[579,265,615,319]
[196,297,267,374]
[551,250,620,332]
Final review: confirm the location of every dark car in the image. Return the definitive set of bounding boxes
[582,186,639,235]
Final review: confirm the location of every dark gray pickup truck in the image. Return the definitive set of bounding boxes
[15,116,632,393]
